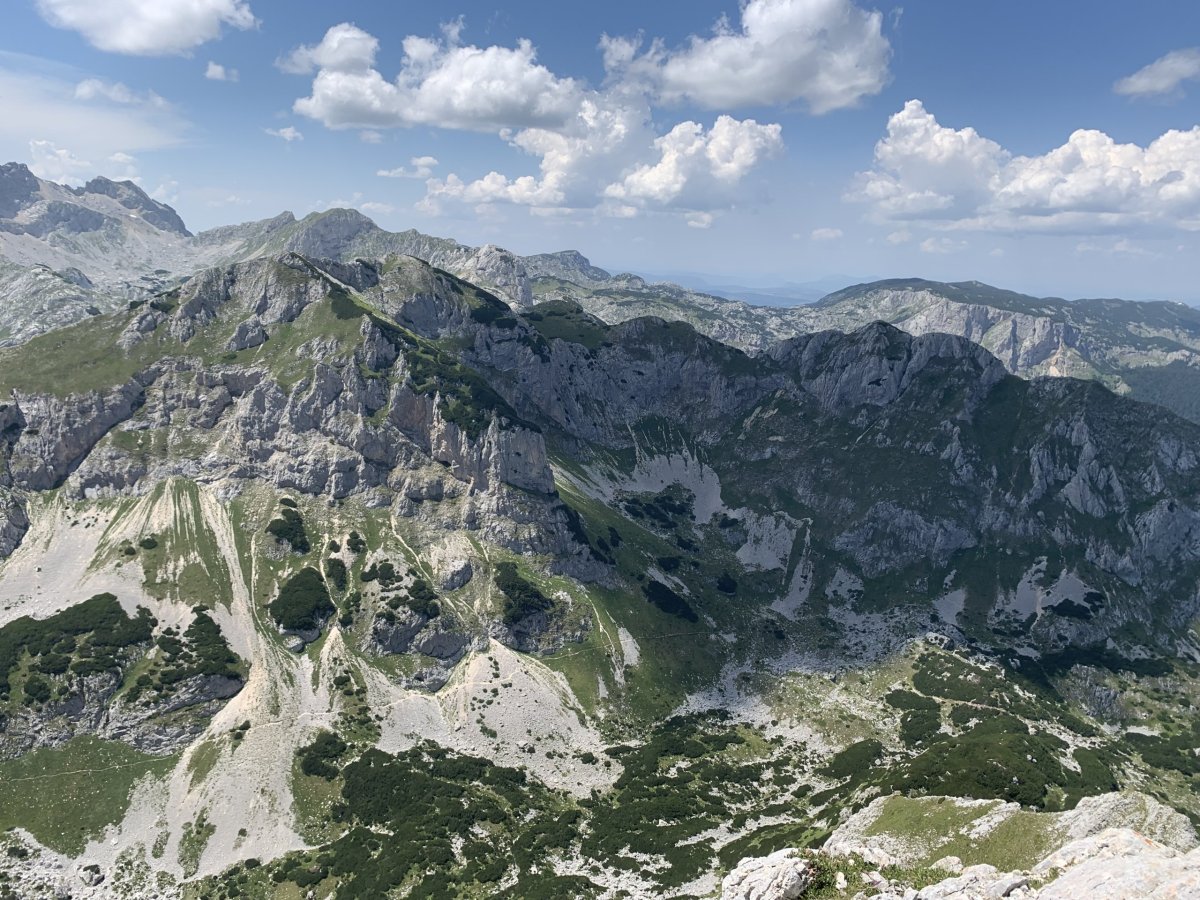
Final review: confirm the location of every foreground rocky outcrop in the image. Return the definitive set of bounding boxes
[723,828,1200,900]
[721,848,815,899]
[719,791,1200,900]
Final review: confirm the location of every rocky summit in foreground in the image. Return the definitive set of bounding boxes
[0,183,1198,899]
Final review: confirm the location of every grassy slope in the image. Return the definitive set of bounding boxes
[0,736,177,854]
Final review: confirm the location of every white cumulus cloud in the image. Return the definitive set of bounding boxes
[27,140,139,185]
[850,99,1200,234]
[424,104,781,219]
[288,23,581,133]
[151,179,179,204]
[35,0,257,56]
[278,22,380,75]
[285,20,788,221]
[266,126,303,142]
[811,227,843,240]
[377,156,439,178]
[606,116,783,206]
[27,140,93,185]
[0,61,185,165]
[74,77,169,109]
[920,236,965,254]
[205,61,238,82]
[1115,48,1200,100]
[608,0,891,113]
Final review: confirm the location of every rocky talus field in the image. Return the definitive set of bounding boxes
[0,166,1198,899]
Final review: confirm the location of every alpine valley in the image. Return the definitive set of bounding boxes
[1,164,1199,900]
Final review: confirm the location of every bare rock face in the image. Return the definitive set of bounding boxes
[456,243,533,308]
[1034,829,1200,899]
[76,176,190,237]
[0,162,40,219]
[0,669,244,758]
[0,487,28,557]
[7,380,146,490]
[767,322,1008,417]
[368,607,428,656]
[76,862,105,886]
[728,826,1200,900]
[103,674,245,753]
[0,254,592,579]
[873,830,1200,899]
[720,848,814,900]
[228,319,268,351]
[522,249,613,288]
[0,262,110,348]
[797,286,1090,381]
[436,557,473,591]
[411,621,471,662]
[816,792,1199,900]
[247,210,534,308]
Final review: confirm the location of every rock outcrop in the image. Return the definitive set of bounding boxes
[0,668,245,758]
[728,821,1200,899]
[720,848,814,900]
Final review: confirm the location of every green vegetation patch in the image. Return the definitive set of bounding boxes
[821,739,884,779]
[127,607,243,704]
[324,557,348,592]
[525,300,610,352]
[404,577,440,619]
[366,311,534,438]
[621,485,694,530]
[249,742,590,899]
[0,736,176,855]
[642,580,698,622]
[587,714,797,889]
[269,568,334,633]
[202,716,803,898]
[861,795,1061,872]
[360,560,401,587]
[0,593,154,703]
[298,730,348,780]
[886,690,942,748]
[494,561,555,625]
[882,716,1090,809]
[0,312,159,396]
[265,506,310,554]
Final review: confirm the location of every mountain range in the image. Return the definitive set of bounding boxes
[0,165,1198,898]
[5,161,1200,427]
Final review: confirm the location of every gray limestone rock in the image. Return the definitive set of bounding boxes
[228,319,268,351]
[720,848,815,900]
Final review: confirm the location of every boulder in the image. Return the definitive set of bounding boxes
[720,848,814,900]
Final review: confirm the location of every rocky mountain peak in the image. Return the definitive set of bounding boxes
[523,249,613,286]
[75,176,190,236]
[0,162,42,219]
[274,208,380,257]
[770,321,1008,416]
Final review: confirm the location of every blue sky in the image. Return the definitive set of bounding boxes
[3,1,1200,300]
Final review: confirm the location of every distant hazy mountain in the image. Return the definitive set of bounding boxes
[0,164,537,345]
[5,160,1200,425]
[634,270,874,305]
[534,263,1200,423]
